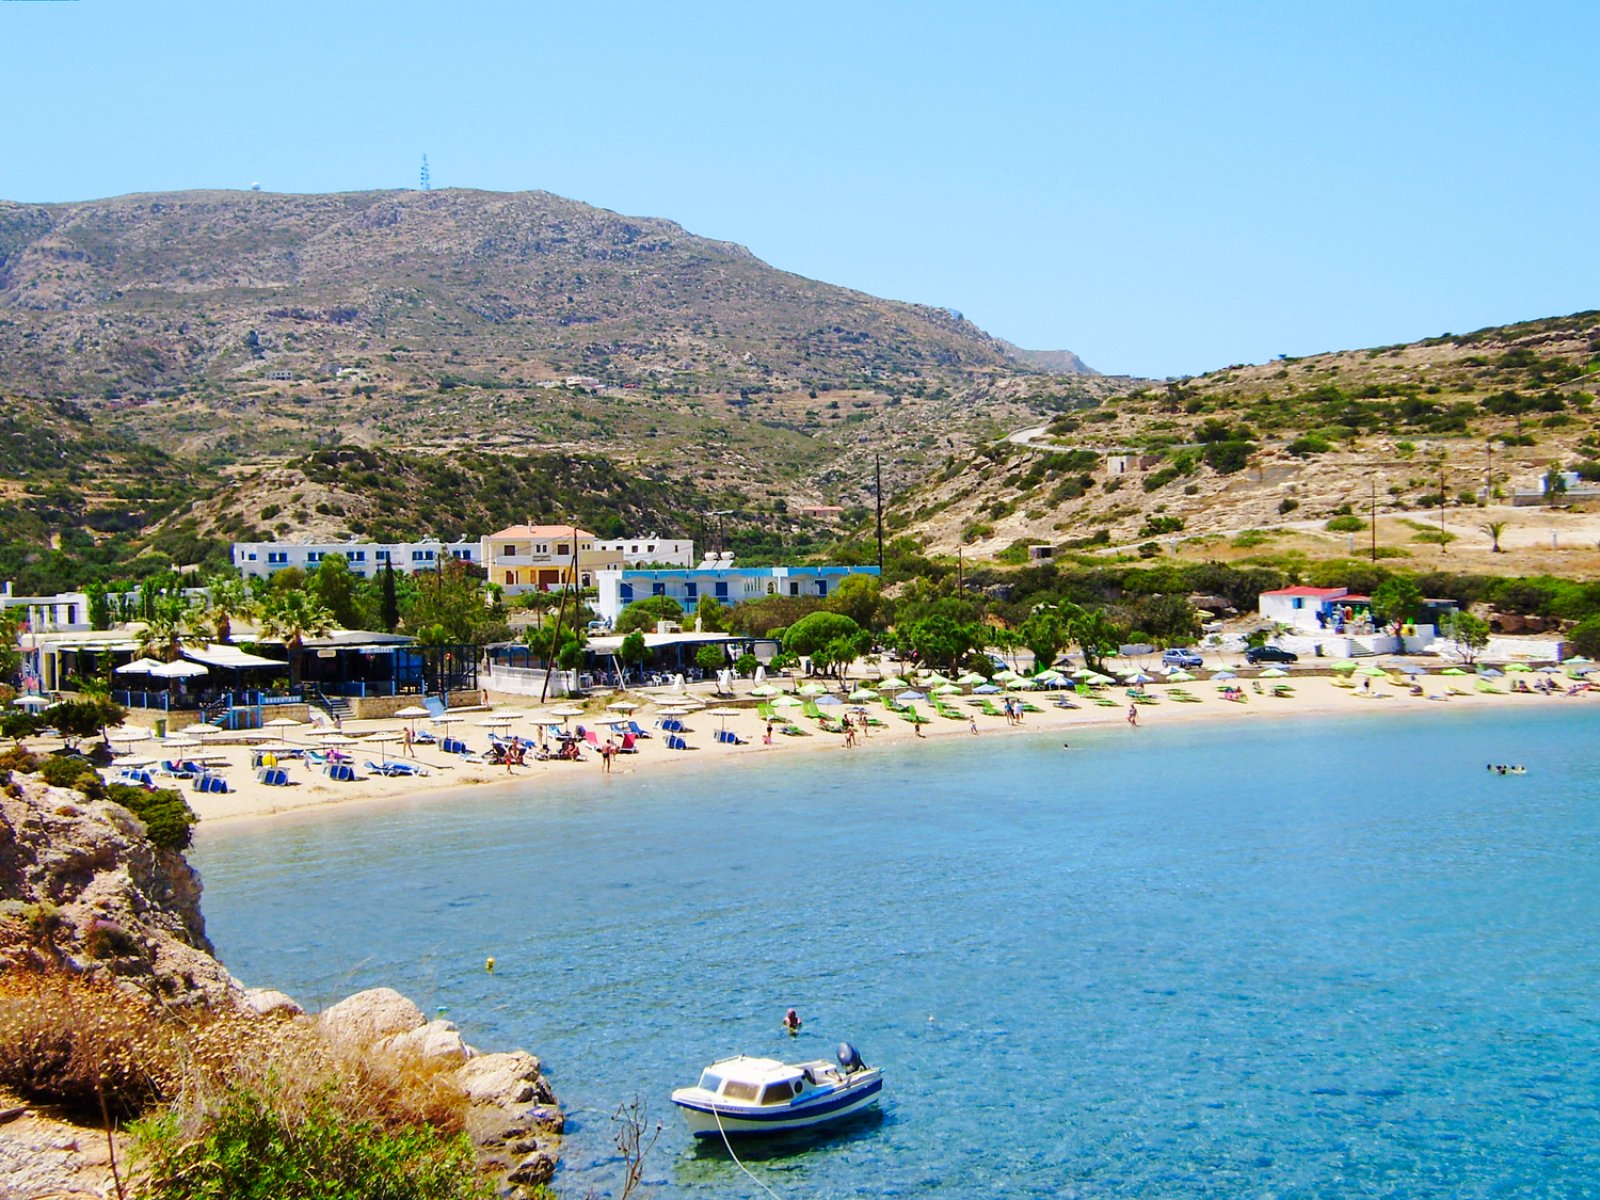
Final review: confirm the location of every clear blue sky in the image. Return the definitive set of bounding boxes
[4,1,1596,379]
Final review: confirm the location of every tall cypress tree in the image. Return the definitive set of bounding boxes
[380,562,400,632]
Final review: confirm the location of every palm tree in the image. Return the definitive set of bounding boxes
[1480,520,1508,553]
[138,593,191,663]
[259,589,335,689]
[201,574,255,644]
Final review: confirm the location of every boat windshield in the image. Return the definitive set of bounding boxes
[721,1081,761,1102]
[759,1080,799,1105]
[696,1071,723,1093]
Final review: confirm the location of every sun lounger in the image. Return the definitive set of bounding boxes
[1475,680,1502,694]
[714,728,747,745]
[115,768,156,788]
[665,734,691,750]
[191,773,229,794]
[441,736,470,754]
[626,720,652,738]
[256,767,291,787]
[778,723,809,736]
[324,762,360,782]
[366,760,430,777]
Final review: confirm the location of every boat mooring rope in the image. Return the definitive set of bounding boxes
[713,1107,785,1200]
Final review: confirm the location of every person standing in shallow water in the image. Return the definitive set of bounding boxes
[1127,703,1139,727]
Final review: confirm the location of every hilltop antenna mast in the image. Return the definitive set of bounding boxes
[420,154,431,191]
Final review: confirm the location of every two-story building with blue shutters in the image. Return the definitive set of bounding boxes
[594,562,880,626]
[231,539,480,579]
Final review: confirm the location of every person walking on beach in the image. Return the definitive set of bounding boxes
[1127,703,1139,728]
[764,719,774,746]
[969,714,979,735]
[601,738,617,773]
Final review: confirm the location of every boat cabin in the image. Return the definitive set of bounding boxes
[694,1056,840,1105]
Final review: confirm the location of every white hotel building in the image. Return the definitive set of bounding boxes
[231,539,481,579]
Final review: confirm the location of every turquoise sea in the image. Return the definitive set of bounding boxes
[193,707,1600,1198]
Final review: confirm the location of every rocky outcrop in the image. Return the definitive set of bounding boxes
[0,777,237,1007]
[0,773,561,1200]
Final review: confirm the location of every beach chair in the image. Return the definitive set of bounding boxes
[584,730,600,748]
[900,705,930,725]
[324,762,359,782]
[159,759,197,778]
[778,723,809,736]
[256,767,291,787]
[626,720,652,738]
[978,700,1005,718]
[756,703,776,721]
[1475,679,1502,694]
[1018,700,1043,713]
[441,736,469,754]
[665,734,691,750]
[413,729,438,744]
[116,768,156,788]
[802,700,824,720]
[192,773,229,794]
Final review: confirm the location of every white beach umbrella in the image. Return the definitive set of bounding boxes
[877,676,908,688]
[394,705,432,719]
[772,695,804,709]
[750,684,778,697]
[106,728,153,745]
[847,688,878,702]
[13,695,52,710]
[263,717,305,730]
[178,721,226,736]
[160,735,202,750]
[956,672,986,686]
[705,707,741,729]
[114,658,162,675]
[1260,667,1289,678]
[606,701,640,711]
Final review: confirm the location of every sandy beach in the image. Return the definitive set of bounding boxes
[59,654,1587,827]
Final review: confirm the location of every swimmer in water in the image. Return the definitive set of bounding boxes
[783,1008,802,1036]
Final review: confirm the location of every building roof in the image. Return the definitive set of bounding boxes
[486,524,596,539]
[1260,587,1349,599]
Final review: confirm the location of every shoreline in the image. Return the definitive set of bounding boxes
[66,665,1591,830]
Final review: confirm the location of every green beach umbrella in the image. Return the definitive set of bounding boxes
[1441,667,1469,676]
[1331,660,1359,672]
[956,672,986,686]
[933,683,962,696]
[877,676,908,689]
[1356,664,1388,677]
[847,688,878,702]
[1504,663,1532,673]
[1165,669,1195,682]
[1260,667,1289,678]
[750,684,778,697]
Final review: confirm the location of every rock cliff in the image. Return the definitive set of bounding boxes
[0,770,561,1198]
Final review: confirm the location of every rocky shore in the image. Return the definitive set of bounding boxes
[0,771,561,1198]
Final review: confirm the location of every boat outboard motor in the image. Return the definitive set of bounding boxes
[837,1042,866,1074]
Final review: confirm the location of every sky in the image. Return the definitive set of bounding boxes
[3,1,1597,379]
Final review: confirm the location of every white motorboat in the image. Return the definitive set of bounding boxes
[671,1042,884,1137]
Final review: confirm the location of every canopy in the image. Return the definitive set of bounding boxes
[114,658,163,675]
[771,696,804,709]
[1504,663,1532,673]
[394,705,432,719]
[1355,665,1389,677]
[13,695,52,709]
[847,688,878,701]
[150,660,208,679]
[1330,660,1359,672]
[876,676,908,688]
[797,683,826,697]
[749,685,778,697]
[1259,667,1289,678]
[182,643,285,670]
[815,694,844,707]
[956,673,987,686]
[896,690,928,702]
[606,700,640,711]
[1165,670,1195,682]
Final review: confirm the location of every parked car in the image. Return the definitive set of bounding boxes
[1161,648,1204,669]
[1245,645,1299,665]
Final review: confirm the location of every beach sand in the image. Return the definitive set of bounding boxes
[68,659,1587,826]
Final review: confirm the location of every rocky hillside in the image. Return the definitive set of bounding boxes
[895,310,1600,574]
[0,765,561,1199]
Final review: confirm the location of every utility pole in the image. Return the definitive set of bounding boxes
[957,545,964,595]
[874,453,884,574]
[1485,441,1493,503]
[709,511,732,556]
[1370,474,1378,563]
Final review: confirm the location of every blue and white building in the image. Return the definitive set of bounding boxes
[594,564,880,625]
[231,539,480,579]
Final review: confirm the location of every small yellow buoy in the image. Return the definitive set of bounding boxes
[485,956,496,973]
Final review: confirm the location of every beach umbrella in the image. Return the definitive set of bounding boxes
[1391,663,1427,676]
[933,683,963,696]
[1125,672,1153,684]
[847,688,878,702]
[1478,667,1504,678]
[160,735,202,750]
[705,707,741,730]
[1331,660,1359,672]
[994,670,1023,685]
[549,705,585,717]
[797,683,826,697]
[106,728,153,745]
[394,705,431,719]
[772,695,803,709]
[1441,667,1469,676]
[1260,667,1289,678]
[363,731,402,763]
[877,676,908,688]
[13,694,52,709]
[1563,656,1593,665]
[1504,663,1532,673]
[973,683,1002,694]
[263,717,305,730]
[1213,670,1237,681]
[1536,665,1563,674]
[1165,669,1195,683]
[606,700,640,711]
[956,672,986,686]
[113,658,161,676]
[1084,673,1114,686]
[749,684,778,698]
[897,690,928,702]
[815,694,844,707]
[920,672,952,685]
[1356,665,1388,677]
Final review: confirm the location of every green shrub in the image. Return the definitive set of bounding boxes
[1287,435,1331,457]
[132,1086,493,1200]
[1278,498,1300,515]
[38,754,99,790]
[1325,515,1366,533]
[1139,515,1185,537]
[0,745,39,774]
[105,783,197,851]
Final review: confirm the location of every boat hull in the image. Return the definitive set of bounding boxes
[673,1073,883,1137]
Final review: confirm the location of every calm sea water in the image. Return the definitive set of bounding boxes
[193,707,1600,1199]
